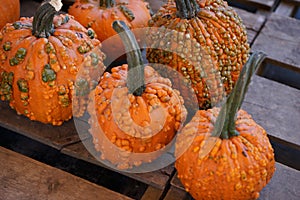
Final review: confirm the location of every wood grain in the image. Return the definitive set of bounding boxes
[252,13,300,72]
[227,0,278,10]
[61,138,174,189]
[0,146,133,200]
[0,102,84,150]
[242,75,300,147]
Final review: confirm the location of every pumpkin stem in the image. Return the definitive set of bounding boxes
[112,20,145,96]
[175,0,200,19]
[211,52,266,139]
[32,0,63,38]
[100,0,116,8]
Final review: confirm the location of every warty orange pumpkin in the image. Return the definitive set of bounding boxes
[68,0,151,63]
[87,20,187,170]
[0,0,105,125]
[146,0,250,110]
[175,52,275,200]
[0,0,20,29]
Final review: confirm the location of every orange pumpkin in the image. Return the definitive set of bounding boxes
[87,20,187,170]
[175,52,275,200]
[146,0,250,109]
[0,0,20,29]
[68,0,151,63]
[0,0,105,125]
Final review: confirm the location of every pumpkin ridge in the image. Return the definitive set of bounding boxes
[1,29,33,43]
[53,29,82,44]
[48,36,73,71]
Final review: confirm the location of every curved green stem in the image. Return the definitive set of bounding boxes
[32,0,62,38]
[211,52,266,139]
[100,0,115,8]
[112,20,145,96]
[175,0,200,19]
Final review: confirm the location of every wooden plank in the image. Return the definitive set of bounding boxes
[0,146,133,200]
[0,102,87,150]
[61,138,174,189]
[169,162,300,200]
[164,186,191,200]
[141,186,164,200]
[242,75,300,148]
[252,13,300,72]
[227,0,278,10]
[233,7,266,44]
[275,1,296,16]
[258,163,300,200]
[284,0,300,6]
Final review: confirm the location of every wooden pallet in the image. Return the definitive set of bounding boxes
[0,0,299,199]
[0,146,133,200]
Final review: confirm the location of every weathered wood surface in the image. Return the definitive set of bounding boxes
[0,146,133,200]
[227,0,278,10]
[164,186,192,200]
[284,0,300,6]
[242,75,300,147]
[252,14,300,72]
[61,138,174,189]
[168,162,300,200]
[141,186,164,200]
[275,1,297,16]
[0,102,84,150]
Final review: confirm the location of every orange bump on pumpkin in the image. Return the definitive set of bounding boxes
[146,0,250,109]
[0,0,20,29]
[0,1,105,125]
[68,0,151,62]
[87,20,187,170]
[175,52,275,200]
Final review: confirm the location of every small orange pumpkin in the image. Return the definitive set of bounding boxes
[87,20,187,170]
[146,0,250,109]
[0,0,105,125]
[68,0,151,62]
[0,0,20,29]
[175,52,275,200]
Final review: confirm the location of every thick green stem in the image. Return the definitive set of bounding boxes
[32,0,62,38]
[175,0,200,19]
[100,0,115,8]
[211,52,266,139]
[112,20,145,96]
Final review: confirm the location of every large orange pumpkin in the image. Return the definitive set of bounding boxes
[0,0,105,125]
[68,0,151,63]
[87,20,187,170]
[175,52,275,200]
[146,0,250,109]
[0,0,20,29]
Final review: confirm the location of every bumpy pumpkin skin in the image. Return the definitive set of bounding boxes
[146,0,250,109]
[0,0,20,29]
[88,65,187,169]
[0,14,104,125]
[68,0,151,61]
[175,108,275,200]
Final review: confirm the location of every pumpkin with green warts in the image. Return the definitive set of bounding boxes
[175,52,275,200]
[87,20,187,170]
[0,0,20,29]
[146,0,250,109]
[0,0,105,125]
[68,0,151,62]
